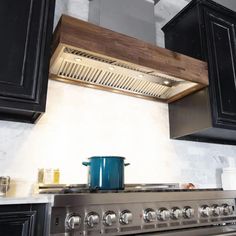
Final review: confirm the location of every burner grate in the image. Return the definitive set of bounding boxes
[38,183,222,194]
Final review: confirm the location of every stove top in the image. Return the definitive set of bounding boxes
[38,183,223,194]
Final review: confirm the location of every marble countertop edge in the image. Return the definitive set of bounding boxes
[0,195,54,205]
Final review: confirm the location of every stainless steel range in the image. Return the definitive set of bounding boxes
[42,184,236,235]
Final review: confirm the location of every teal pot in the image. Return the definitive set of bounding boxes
[82,156,130,190]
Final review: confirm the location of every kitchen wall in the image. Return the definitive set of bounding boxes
[154,0,189,47]
[213,0,236,11]
[1,0,236,196]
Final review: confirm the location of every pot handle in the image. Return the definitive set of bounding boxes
[82,162,90,166]
[124,163,130,166]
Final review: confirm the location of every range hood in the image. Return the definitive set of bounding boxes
[50,15,208,103]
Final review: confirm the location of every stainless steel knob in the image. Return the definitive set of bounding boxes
[211,204,221,216]
[157,208,170,221]
[228,205,234,215]
[200,205,211,217]
[120,210,133,225]
[143,208,157,223]
[183,206,194,219]
[103,211,117,226]
[65,214,81,230]
[222,204,234,216]
[86,212,100,228]
[170,207,182,220]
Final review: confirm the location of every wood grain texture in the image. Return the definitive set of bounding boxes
[52,15,208,86]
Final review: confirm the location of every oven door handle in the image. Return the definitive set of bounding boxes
[218,233,236,236]
[138,225,236,236]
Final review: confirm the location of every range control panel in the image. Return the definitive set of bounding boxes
[50,199,236,235]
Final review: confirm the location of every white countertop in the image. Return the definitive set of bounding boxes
[0,195,53,205]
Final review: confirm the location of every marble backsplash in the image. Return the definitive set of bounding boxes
[1,80,236,196]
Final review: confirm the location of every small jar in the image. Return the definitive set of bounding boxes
[44,169,54,184]
[38,169,44,184]
[53,169,60,184]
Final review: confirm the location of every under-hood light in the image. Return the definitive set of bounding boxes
[75,58,82,62]
[163,80,171,85]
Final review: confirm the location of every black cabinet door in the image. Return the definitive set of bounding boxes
[0,0,55,123]
[162,0,236,144]
[204,9,236,128]
[0,211,36,236]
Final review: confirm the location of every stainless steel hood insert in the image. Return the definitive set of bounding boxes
[51,47,197,100]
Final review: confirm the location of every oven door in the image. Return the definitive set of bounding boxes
[138,225,236,236]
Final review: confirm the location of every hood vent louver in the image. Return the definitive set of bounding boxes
[50,15,208,103]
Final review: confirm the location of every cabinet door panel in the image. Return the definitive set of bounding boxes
[0,0,46,101]
[0,211,36,236]
[205,10,236,127]
[0,0,31,87]
[0,0,55,123]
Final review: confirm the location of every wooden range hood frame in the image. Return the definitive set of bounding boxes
[50,15,208,103]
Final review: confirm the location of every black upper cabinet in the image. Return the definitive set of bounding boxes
[162,0,236,145]
[0,0,55,123]
[205,10,236,128]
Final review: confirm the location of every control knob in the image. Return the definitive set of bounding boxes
[157,208,170,221]
[143,208,157,223]
[211,204,221,216]
[183,206,194,219]
[200,205,211,217]
[65,214,81,230]
[86,212,100,228]
[103,211,117,226]
[170,207,182,220]
[120,210,133,225]
[222,204,234,216]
